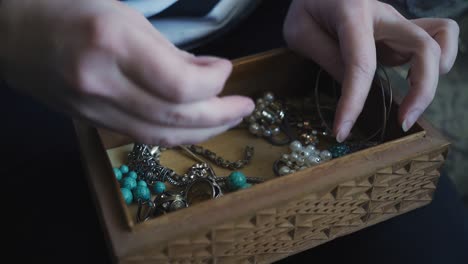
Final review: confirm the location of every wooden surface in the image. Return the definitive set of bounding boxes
[74,48,451,263]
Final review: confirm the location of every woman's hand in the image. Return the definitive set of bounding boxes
[0,0,254,146]
[284,0,459,142]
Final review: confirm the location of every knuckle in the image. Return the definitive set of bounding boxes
[84,15,121,53]
[427,40,442,58]
[164,110,193,126]
[441,18,460,35]
[380,3,399,15]
[339,0,370,20]
[165,67,193,103]
[419,37,441,58]
[68,63,101,96]
[349,58,377,80]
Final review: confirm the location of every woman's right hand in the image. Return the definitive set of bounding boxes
[0,0,254,146]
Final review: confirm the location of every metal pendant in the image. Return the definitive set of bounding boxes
[185,178,223,206]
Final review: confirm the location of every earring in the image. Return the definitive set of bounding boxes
[296,121,332,146]
[246,92,285,135]
[274,140,332,176]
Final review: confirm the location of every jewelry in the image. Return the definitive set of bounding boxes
[127,143,195,187]
[128,143,265,222]
[185,178,223,206]
[154,192,188,216]
[136,192,189,222]
[314,65,393,144]
[182,163,263,191]
[246,92,285,137]
[296,121,331,146]
[115,163,153,205]
[245,92,295,146]
[328,143,351,158]
[185,145,254,170]
[274,140,332,176]
[128,143,263,188]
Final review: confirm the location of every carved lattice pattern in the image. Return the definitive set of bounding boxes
[125,150,446,264]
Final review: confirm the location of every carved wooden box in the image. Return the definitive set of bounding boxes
[74,49,450,263]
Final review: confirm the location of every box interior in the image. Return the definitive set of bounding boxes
[99,50,425,227]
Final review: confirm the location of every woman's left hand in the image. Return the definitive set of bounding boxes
[283,0,459,142]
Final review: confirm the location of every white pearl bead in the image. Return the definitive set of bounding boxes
[312,130,318,135]
[300,150,311,158]
[256,98,265,105]
[271,127,281,135]
[248,115,256,123]
[305,145,316,153]
[307,155,321,166]
[320,150,332,161]
[249,123,261,135]
[289,140,303,153]
[281,154,290,162]
[296,157,305,165]
[290,152,299,162]
[254,111,262,119]
[263,129,272,137]
[279,166,291,175]
[264,92,274,102]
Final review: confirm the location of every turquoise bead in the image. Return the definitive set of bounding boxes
[137,180,147,187]
[240,183,252,189]
[128,171,138,179]
[153,181,166,194]
[120,188,133,205]
[113,168,122,181]
[133,185,151,201]
[121,177,137,190]
[120,165,129,174]
[228,171,247,190]
[329,143,351,158]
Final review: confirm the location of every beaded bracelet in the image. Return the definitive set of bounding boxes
[117,143,264,221]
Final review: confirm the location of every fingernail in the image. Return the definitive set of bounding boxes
[336,121,353,143]
[194,55,227,65]
[402,109,422,132]
[243,100,255,115]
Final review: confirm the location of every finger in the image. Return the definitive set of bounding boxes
[119,28,233,103]
[94,66,253,128]
[411,18,460,74]
[376,19,441,132]
[75,97,243,147]
[334,10,377,142]
[114,75,254,128]
[283,0,344,82]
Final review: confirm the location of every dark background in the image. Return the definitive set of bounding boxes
[3,1,467,263]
